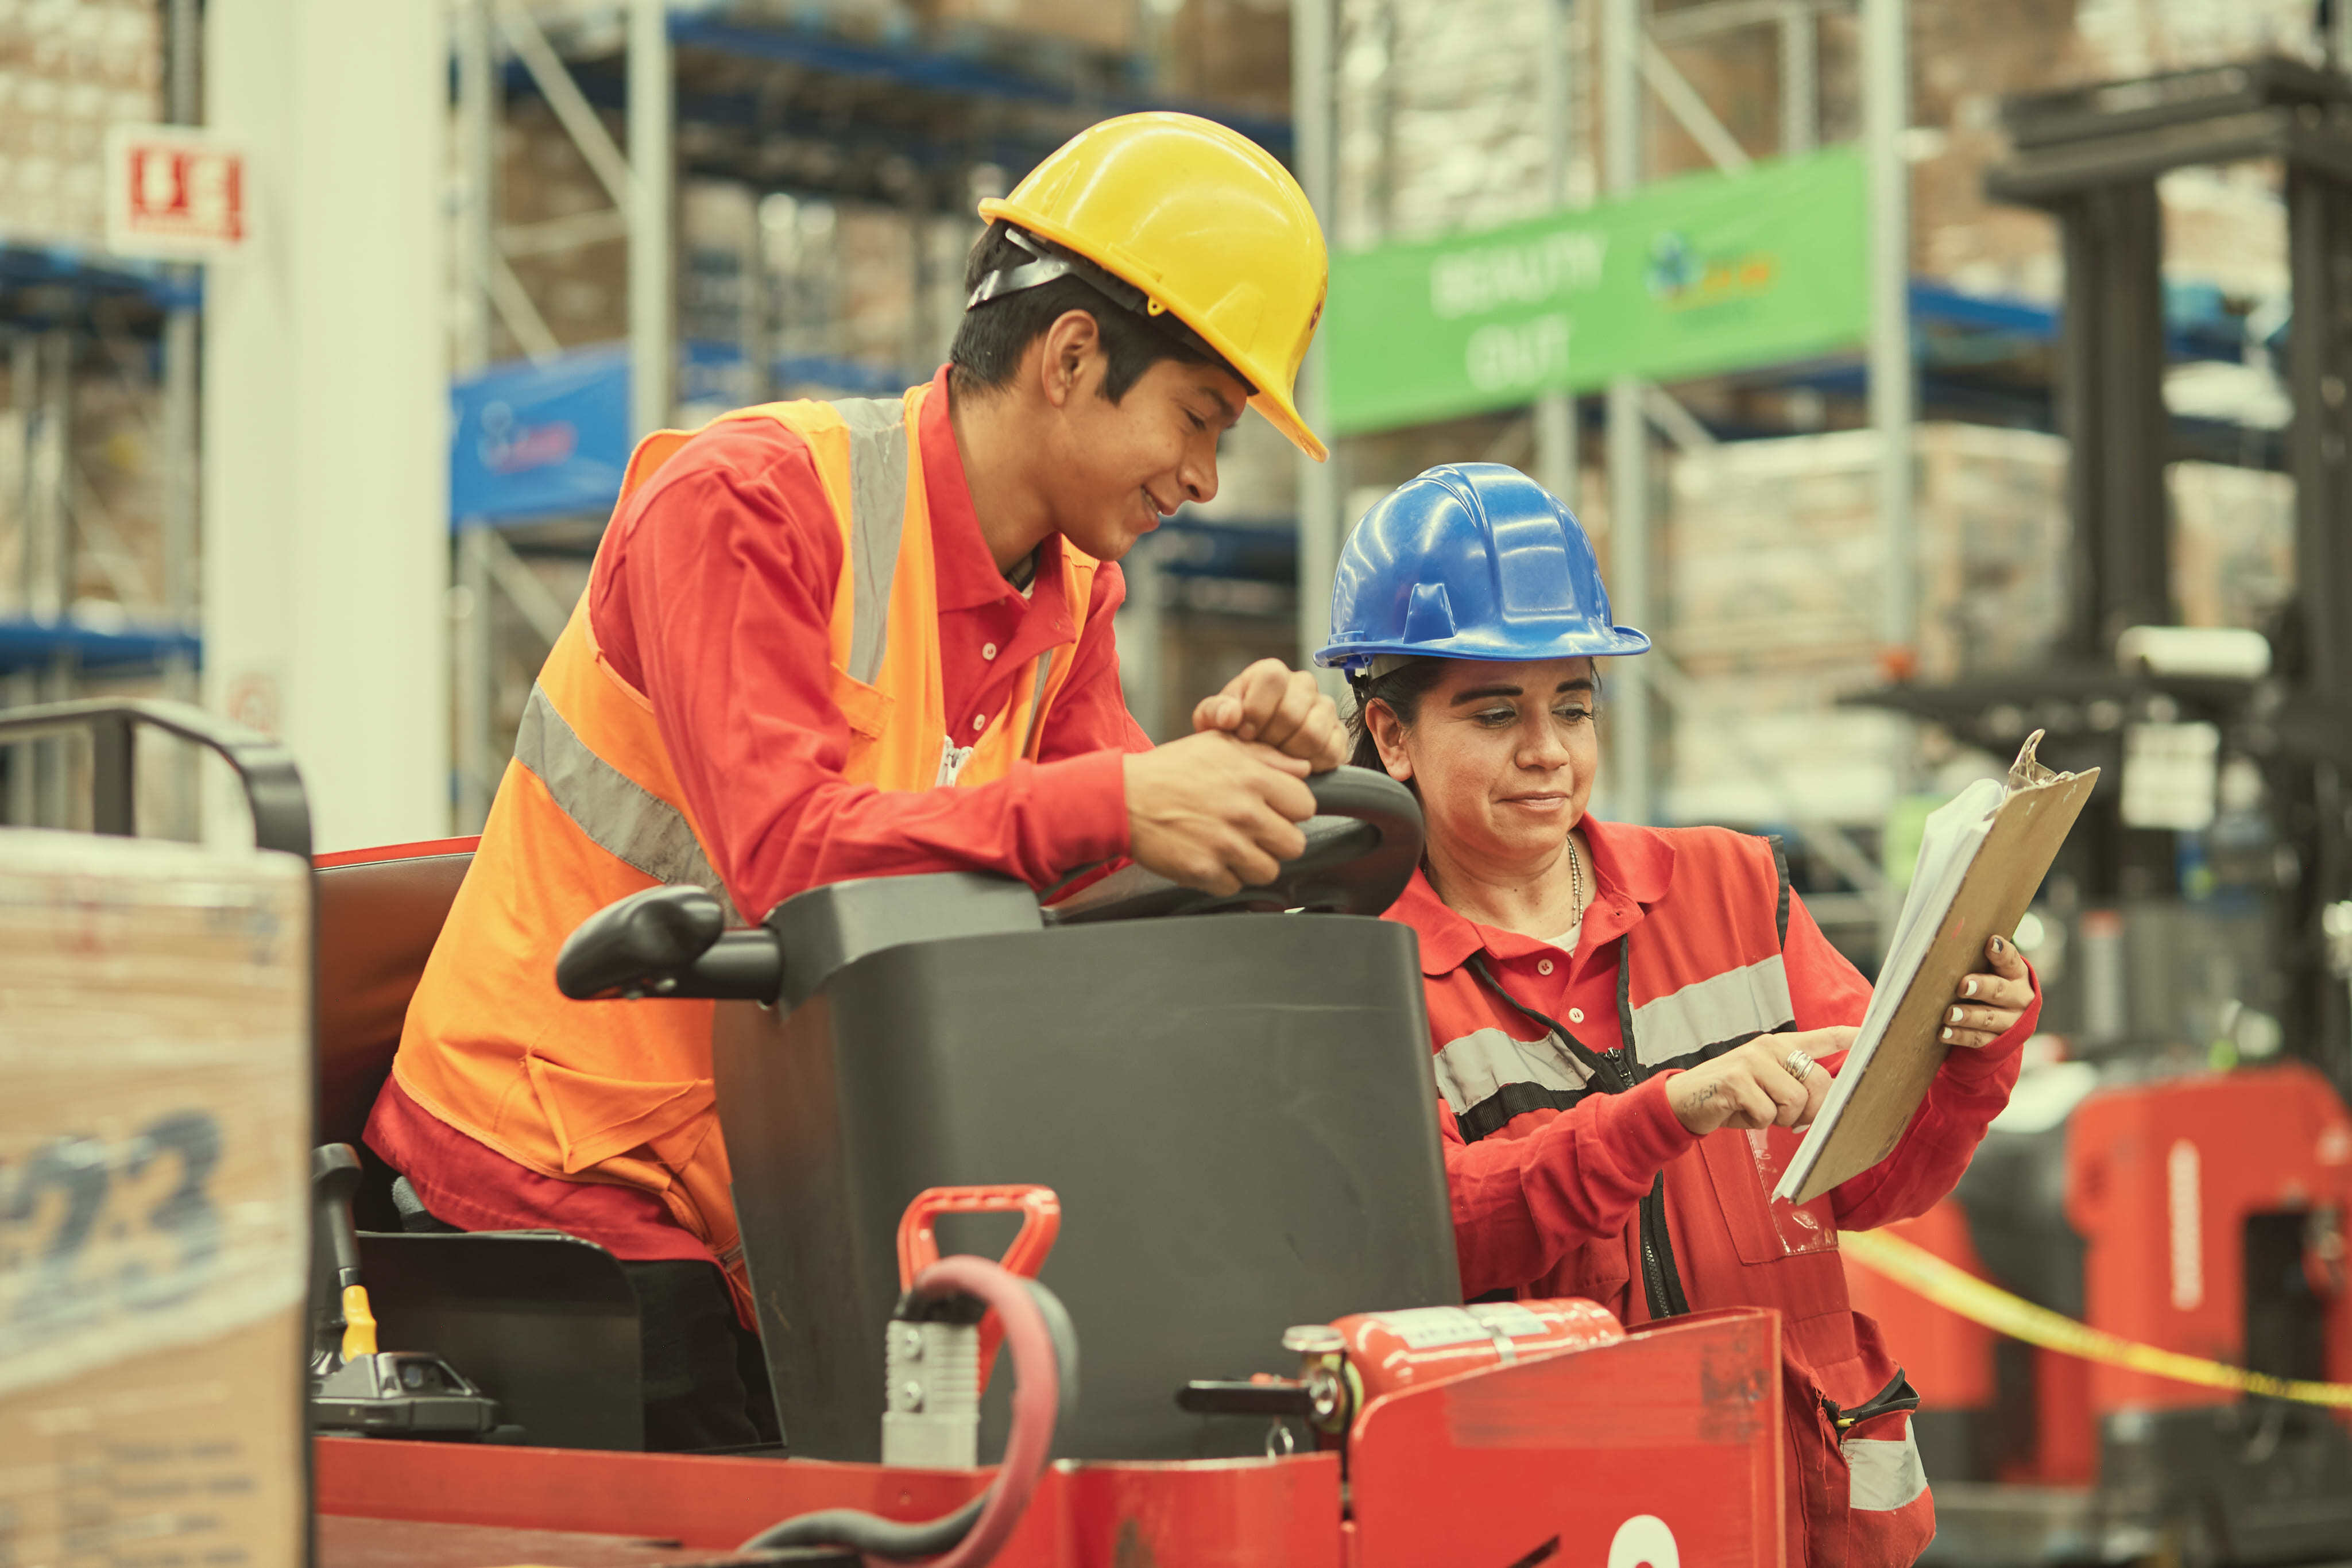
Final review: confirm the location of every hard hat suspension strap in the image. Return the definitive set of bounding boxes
[965,227,1255,394]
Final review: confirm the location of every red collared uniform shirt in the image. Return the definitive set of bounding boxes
[1384,814,2036,1568]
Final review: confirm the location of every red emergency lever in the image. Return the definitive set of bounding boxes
[896,1184,1062,1395]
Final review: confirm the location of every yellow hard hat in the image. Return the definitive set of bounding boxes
[979,112,1329,462]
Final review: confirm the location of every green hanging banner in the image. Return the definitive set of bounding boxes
[1323,148,1870,436]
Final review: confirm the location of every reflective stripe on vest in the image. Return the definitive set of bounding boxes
[839,395,910,686]
[1628,954,1795,1069]
[513,388,1092,912]
[1843,1426,1929,1511]
[514,683,741,924]
[393,383,1100,1299]
[1433,830,1794,1145]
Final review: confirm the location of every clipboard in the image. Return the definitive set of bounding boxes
[1774,731,2098,1206]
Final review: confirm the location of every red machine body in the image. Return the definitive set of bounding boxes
[304,835,1788,1566]
[1329,1298,1628,1403]
[319,1307,1786,1568]
[2064,1064,2352,1412]
[1847,1062,2352,1487]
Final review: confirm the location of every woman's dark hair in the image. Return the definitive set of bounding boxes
[1344,657,1449,772]
[1345,655,1608,773]
[949,220,1225,402]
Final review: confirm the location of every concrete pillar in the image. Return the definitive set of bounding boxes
[203,0,449,851]
[1291,0,1340,688]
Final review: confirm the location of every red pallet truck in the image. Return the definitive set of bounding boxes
[6,698,1786,1568]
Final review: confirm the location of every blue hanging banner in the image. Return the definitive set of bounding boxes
[450,343,632,526]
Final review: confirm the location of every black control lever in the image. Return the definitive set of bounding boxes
[311,1144,369,1368]
[554,885,784,1002]
[307,1143,502,1439]
[1177,1378,1319,1418]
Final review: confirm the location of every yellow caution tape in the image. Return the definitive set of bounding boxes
[1840,1228,2352,1409]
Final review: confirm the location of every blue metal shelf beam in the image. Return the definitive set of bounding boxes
[0,238,199,321]
[485,9,1290,207]
[451,276,2294,533]
[0,620,200,676]
[1908,280,2261,365]
[664,17,1291,154]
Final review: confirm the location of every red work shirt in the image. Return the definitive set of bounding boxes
[598,363,1146,922]
[1388,814,2030,1305]
[1390,815,2033,1568]
[371,367,1155,1272]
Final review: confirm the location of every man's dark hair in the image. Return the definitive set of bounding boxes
[949,220,1229,402]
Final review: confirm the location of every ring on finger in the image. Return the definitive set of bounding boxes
[1783,1047,1815,1081]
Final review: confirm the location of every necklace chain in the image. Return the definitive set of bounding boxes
[1567,834,1584,923]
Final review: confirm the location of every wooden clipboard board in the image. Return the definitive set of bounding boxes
[1779,733,2099,1206]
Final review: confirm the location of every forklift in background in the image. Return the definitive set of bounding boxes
[1853,57,2352,1568]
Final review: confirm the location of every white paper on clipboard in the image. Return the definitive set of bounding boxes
[1773,731,2098,1206]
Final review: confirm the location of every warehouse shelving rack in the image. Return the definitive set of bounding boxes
[444,0,2307,951]
[0,240,202,835]
[1276,0,1918,936]
[446,0,1295,829]
[0,0,202,838]
[1287,0,2317,955]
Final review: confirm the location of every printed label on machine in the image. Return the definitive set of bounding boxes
[1369,1305,1538,1349]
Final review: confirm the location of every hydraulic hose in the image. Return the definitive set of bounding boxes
[738,1259,1077,1566]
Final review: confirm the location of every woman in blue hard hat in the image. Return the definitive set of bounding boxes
[1318,463,2040,1568]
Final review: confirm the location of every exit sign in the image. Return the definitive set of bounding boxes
[104,125,249,260]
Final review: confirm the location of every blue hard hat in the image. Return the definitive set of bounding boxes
[1315,463,1651,673]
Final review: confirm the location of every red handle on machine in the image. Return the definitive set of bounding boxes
[896,1184,1062,1394]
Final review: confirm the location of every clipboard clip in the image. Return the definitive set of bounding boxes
[2006,728,2060,795]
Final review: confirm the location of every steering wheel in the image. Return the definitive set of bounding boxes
[555,765,1423,1003]
[1042,765,1422,924]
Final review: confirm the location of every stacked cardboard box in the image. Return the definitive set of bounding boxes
[1333,0,1557,246]
[1155,0,1290,118]
[2171,459,2295,632]
[1666,424,2071,683]
[0,0,160,248]
[500,98,630,354]
[68,360,163,610]
[1660,424,2072,826]
[928,0,1138,56]
[1326,0,2304,307]
[1910,0,2308,301]
[0,346,167,626]
[1658,429,2301,824]
[760,193,978,397]
[0,830,310,1568]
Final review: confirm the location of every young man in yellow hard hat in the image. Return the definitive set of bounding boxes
[369,113,1341,1448]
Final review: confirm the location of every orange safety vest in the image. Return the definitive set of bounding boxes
[392,384,1101,1291]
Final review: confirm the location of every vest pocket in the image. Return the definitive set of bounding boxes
[1700,1125,1840,1264]
[1784,1339,1937,1568]
[523,1052,717,1176]
[828,663,895,773]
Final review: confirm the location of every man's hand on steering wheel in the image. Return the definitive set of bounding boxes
[1192,658,1347,772]
[1123,732,1317,895]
